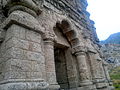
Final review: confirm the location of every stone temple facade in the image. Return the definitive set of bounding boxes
[0,0,114,90]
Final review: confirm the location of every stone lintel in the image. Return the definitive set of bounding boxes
[0,10,44,35]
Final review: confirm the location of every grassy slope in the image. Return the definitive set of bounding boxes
[110,66,120,90]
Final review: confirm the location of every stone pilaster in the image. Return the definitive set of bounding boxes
[102,62,111,83]
[88,52,106,88]
[72,46,94,88]
[87,49,97,79]
[0,1,49,90]
[44,38,60,90]
[102,62,115,90]
[87,48,109,90]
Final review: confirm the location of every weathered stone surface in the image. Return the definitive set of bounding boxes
[101,44,120,69]
[0,79,49,90]
[0,0,114,90]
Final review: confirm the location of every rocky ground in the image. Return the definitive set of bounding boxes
[100,32,120,90]
[100,32,120,69]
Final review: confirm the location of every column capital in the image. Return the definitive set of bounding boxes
[87,46,97,54]
[44,39,54,46]
[43,31,57,44]
[2,0,42,17]
[95,54,102,61]
[75,51,86,56]
[102,61,109,66]
[72,45,87,55]
[1,1,44,43]
[0,10,44,34]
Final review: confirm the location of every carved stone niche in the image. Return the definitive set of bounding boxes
[1,0,42,17]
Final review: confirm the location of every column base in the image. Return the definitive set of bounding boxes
[96,82,108,89]
[97,86,115,90]
[0,79,49,90]
[95,82,115,90]
[71,85,96,90]
[108,86,115,90]
[48,84,60,90]
[80,80,93,86]
[97,87,113,90]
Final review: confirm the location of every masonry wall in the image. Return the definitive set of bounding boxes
[0,0,114,90]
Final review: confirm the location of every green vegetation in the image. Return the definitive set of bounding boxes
[110,66,120,90]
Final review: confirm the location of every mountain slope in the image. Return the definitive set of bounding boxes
[100,32,120,44]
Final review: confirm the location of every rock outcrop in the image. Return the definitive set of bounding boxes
[101,32,120,69]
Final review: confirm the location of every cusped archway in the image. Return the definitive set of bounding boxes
[56,19,80,48]
[54,19,81,89]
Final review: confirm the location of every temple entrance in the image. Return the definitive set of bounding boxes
[53,20,77,89]
[54,47,69,89]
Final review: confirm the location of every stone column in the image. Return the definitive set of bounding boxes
[44,38,60,90]
[103,62,111,83]
[0,1,49,90]
[73,46,93,87]
[88,51,108,89]
[103,62,115,90]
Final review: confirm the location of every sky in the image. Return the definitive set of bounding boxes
[87,0,120,41]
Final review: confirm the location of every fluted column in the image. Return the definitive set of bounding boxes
[73,46,92,87]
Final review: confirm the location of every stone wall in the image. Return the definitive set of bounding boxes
[0,0,114,90]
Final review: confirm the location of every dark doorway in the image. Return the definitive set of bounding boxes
[54,47,69,89]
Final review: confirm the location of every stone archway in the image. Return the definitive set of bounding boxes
[43,19,79,90]
[56,19,80,48]
[53,19,80,89]
[55,19,93,88]
[44,19,93,89]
